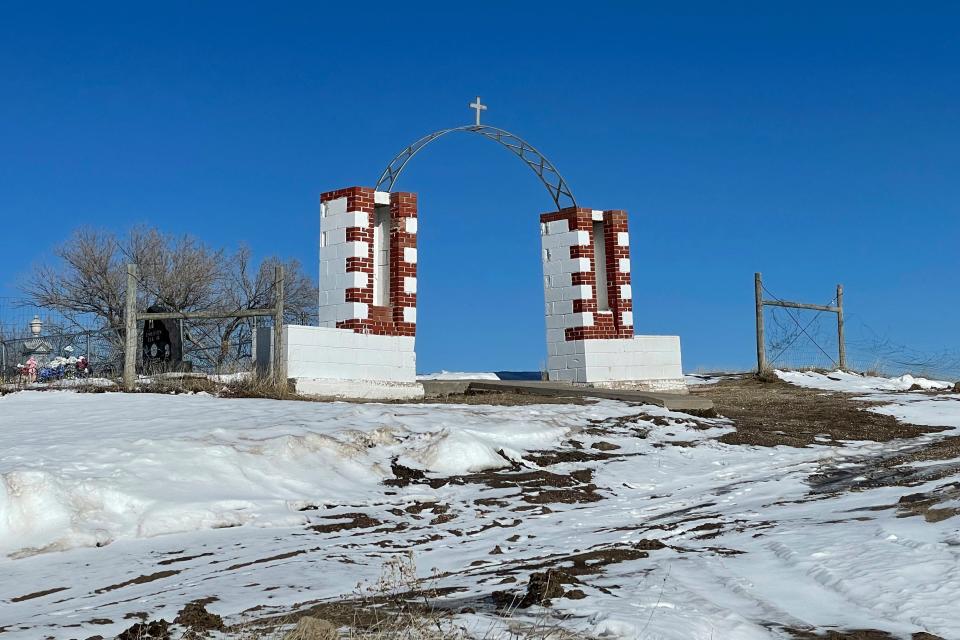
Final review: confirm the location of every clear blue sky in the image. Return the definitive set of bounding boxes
[1,2,958,374]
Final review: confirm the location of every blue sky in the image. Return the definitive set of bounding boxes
[1,3,958,373]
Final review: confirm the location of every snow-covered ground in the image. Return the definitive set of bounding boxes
[776,368,954,393]
[1,374,959,639]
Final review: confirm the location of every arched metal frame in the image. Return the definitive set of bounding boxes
[375,125,577,211]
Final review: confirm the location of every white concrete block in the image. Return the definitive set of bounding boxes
[619,258,630,273]
[374,191,390,205]
[348,302,369,320]
[620,284,632,300]
[570,312,594,328]
[404,277,417,294]
[573,285,593,300]
[324,227,346,246]
[592,210,604,221]
[546,220,569,234]
[553,300,574,315]
[404,247,418,264]
[321,197,347,217]
[617,232,629,247]
[546,328,565,345]
[405,218,418,234]
[622,311,634,326]
[341,241,369,259]
[403,306,417,323]
[541,230,581,251]
[321,210,368,232]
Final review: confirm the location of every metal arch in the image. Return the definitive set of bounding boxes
[375,125,577,211]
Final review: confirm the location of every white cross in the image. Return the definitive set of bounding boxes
[469,96,487,126]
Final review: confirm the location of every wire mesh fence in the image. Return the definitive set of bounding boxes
[0,297,275,388]
[764,305,841,371]
[756,274,960,381]
[844,328,960,381]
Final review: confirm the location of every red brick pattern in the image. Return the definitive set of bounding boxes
[323,187,417,337]
[320,186,375,213]
[541,206,633,342]
[602,209,633,339]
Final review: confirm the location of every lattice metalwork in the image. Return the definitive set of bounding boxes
[375,125,577,211]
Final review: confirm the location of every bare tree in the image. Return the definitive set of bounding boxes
[22,226,318,370]
[212,246,317,368]
[23,227,223,337]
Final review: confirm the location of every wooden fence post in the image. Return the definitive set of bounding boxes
[755,272,767,373]
[272,265,284,384]
[123,264,138,392]
[837,283,846,370]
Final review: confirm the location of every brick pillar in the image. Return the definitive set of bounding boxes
[319,186,417,337]
[388,191,417,336]
[541,207,633,344]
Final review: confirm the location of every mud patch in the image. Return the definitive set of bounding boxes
[117,618,170,640]
[174,600,224,633]
[897,483,960,522]
[696,375,939,447]
[10,586,69,602]
[310,513,383,534]
[95,570,180,594]
[786,628,944,640]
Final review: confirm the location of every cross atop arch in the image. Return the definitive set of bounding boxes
[469,96,487,126]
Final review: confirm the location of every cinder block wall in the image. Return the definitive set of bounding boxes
[283,325,415,382]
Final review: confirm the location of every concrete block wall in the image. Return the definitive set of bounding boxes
[283,325,416,382]
[319,187,417,337]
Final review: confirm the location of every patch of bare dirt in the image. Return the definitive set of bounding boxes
[95,570,180,594]
[693,375,941,447]
[786,628,944,640]
[117,618,171,640]
[10,586,68,603]
[309,513,382,534]
[897,483,960,522]
[492,568,580,609]
[174,600,224,635]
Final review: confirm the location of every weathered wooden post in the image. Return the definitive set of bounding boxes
[837,283,846,370]
[123,264,139,391]
[272,265,284,384]
[755,272,767,373]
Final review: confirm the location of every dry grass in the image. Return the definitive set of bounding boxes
[213,553,585,640]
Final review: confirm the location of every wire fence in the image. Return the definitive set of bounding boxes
[758,276,960,381]
[0,296,275,387]
[763,304,841,371]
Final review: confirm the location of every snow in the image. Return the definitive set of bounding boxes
[776,369,954,392]
[417,370,501,380]
[0,373,959,639]
[683,373,726,385]
[0,392,618,560]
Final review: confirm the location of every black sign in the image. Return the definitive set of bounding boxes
[141,306,183,370]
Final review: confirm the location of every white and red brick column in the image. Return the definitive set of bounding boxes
[541,207,633,342]
[318,186,417,336]
[541,206,684,390]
